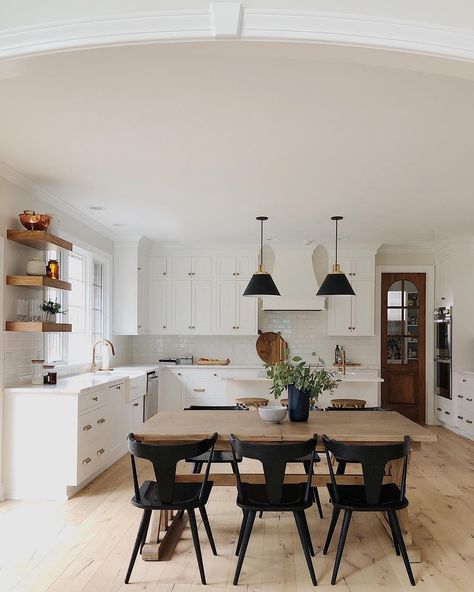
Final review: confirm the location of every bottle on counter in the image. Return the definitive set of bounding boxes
[32,359,45,385]
[335,345,340,365]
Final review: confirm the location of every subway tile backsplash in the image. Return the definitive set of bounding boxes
[132,311,379,367]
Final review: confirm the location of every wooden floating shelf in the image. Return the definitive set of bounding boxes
[7,230,73,252]
[6,276,72,291]
[5,322,72,333]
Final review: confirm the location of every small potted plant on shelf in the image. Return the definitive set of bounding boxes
[266,352,340,422]
[41,300,65,323]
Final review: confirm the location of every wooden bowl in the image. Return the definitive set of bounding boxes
[19,211,53,231]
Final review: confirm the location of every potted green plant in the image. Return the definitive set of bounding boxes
[266,352,340,422]
[41,300,65,323]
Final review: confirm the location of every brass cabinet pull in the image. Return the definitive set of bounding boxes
[97,448,105,456]
[162,326,166,329]
[467,398,473,402]
[444,411,451,415]
[92,397,98,401]
[82,457,91,465]
[436,407,442,411]
[458,416,464,420]
[83,424,92,431]
[133,402,139,407]
[97,418,106,424]
[193,388,206,392]
[462,379,467,382]
[458,395,464,399]
[467,419,473,424]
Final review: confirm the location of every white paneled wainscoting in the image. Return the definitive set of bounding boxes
[132,309,379,367]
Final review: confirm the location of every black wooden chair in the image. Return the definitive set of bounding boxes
[322,434,415,586]
[230,434,319,586]
[126,432,218,585]
[184,405,246,474]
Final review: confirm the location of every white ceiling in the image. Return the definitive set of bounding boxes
[1,41,474,246]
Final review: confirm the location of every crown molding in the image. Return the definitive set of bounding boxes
[0,160,116,240]
[0,7,474,63]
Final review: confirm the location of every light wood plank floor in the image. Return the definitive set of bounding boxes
[1,426,473,592]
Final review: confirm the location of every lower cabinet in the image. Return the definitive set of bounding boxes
[4,378,145,501]
[439,372,474,440]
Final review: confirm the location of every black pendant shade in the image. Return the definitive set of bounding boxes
[243,271,280,296]
[316,216,356,296]
[243,216,280,297]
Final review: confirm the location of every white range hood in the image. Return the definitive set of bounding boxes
[262,245,326,311]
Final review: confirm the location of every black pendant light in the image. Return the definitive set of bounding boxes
[317,216,355,296]
[243,216,280,297]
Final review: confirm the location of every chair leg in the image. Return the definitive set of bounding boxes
[125,509,152,584]
[331,509,352,585]
[258,510,264,519]
[293,511,317,586]
[193,462,203,474]
[313,487,324,519]
[233,510,256,585]
[236,510,250,556]
[323,506,341,555]
[336,460,347,475]
[231,460,239,474]
[188,508,206,585]
[390,511,416,586]
[139,509,152,554]
[300,510,315,557]
[199,505,217,556]
[387,511,400,556]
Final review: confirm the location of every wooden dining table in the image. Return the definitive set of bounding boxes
[133,409,437,563]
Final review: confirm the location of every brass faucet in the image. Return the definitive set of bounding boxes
[91,339,116,373]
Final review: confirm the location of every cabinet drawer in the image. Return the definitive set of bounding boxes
[458,415,474,436]
[457,374,474,397]
[78,407,109,446]
[76,433,109,484]
[79,389,108,413]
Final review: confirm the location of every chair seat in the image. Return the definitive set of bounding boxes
[237,482,312,511]
[131,480,213,510]
[186,450,242,464]
[327,483,408,511]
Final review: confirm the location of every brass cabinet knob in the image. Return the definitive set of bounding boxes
[82,457,91,465]
[83,424,92,431]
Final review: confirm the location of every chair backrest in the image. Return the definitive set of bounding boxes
[127,432,217,504]
[230,434,318,505]
[184,405,245,411]
[322,434,411,505]
[325,406,386,411]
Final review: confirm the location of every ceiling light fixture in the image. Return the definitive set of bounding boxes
[243,216,280,297]
[316,216,355,296]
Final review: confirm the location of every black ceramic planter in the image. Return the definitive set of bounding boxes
[287,384,310,422]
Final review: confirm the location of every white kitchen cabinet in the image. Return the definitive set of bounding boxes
[453,372,474,439]
[216,255,255,279]
[192,280,213,332]
[170,279,212,334]
[435,250,454,308]
[148,279,169,334]
[327,251,376,337]
[215,280,257,335]
[149,255,167,279]
[169,255,212,279]
[127,397,144,433]
[113,238,149,335]
[158,368,186,411]
[108,383,126,459]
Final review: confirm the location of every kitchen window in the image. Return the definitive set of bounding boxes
[45,246,108,365]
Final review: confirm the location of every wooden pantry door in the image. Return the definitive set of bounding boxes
[381,273,426,422]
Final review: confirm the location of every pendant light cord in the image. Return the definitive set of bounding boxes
[335,218,338,265]
[260,217,264,270]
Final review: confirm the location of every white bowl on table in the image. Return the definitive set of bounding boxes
[258,406,288,424]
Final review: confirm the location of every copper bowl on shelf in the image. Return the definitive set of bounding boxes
[19,211,53,231]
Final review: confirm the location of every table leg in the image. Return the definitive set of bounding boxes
[379,456,421,563]
[141,509,188,561]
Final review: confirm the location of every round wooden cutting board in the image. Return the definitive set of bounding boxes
[256,330,288,365]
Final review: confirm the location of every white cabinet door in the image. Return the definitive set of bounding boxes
[192,256,212,279]
[148,280,169,334]
[159,369,185,411]
[350,257,372,281]
[169,256,192,278]
[215,280,237,332]
[171,280,193,333]
[236,256,255,279]
[192,280,213,333]
[351,279,374,335]
[108,383,126,458]
[216,256,237,279]
[435,252,453,307]
[328,296,353,336]
[149,256,167,279]
[235,280,258,334]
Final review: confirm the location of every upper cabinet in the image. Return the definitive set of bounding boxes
[113,238,150,335]
[138,249,258,336]
[327,249,377,336]
[435,250,454,308]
